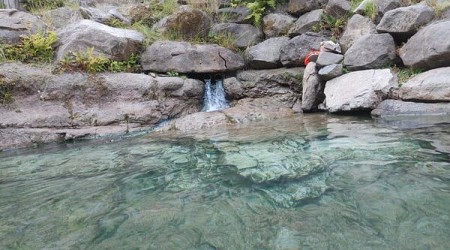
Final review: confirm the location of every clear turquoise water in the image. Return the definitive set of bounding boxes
[1,114,449,249]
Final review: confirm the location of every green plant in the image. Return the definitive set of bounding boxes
[0,76,13,104]
[24,0,65,12]
[58,48,141,73]
[363,0,377,20]
[2,32,58,63]
[208,32,237,51]
[350,0,364,11]
[314,14,348,40]
[167,71,180,77]
[231,0,278,26]
[394,67,424,85]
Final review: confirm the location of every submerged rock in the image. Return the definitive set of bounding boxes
[372,99,450,117]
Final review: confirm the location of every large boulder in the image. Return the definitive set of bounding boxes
[56,20,144,62]
[325,0,351,18]
[372,99,450,118]
[211,23,263,49]
[141,40,245,73]
[280,32,329,67]
[263,13,296,38]
[302,62,324,111]
[288,9,323,37]
[217,6,251,24]
[339,14,376,53]
[153,5,212,40]
[399,67,450,102]
[287,0,322,16]
[244,37,289,69]
[324,69,398,112]
[343,33,396,71]
[376,3,435,41]
[0,62,204,149]
[399,20,450,70]
[223,68,303,108]
[0,9,47,44]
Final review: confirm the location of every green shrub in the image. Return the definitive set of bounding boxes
[394,67,424,85]
[0,76,13,104]
[58,48,141,73]
[313,14,348,40]
[231,0,279,26]
[2,32,58,63]
[25,0,65,11]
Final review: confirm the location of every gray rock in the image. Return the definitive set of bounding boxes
[56,20,144,62]
[211,23,262,49]
[234,67,303,95]
[280,32,330,67]
[41,7,82,30]
[320,40,342,53]
[0,62,205,149]
[244,37,289,69]
[325,0,351,18]
[223,77,245,99]
[141,40,245,73]
[80,7,112,23]
[399,20,450,70]
[0,9,47,44]
[318,63,343,81]
[399,67,450,102]
[371,99,450,117]
[217,6,251,24]
[339,14,377,53]
[316,51,344,67]
[376,0,403,16]
[287,0,321,16]
[152,5,212,40]
[263,13,296,38]
[302,62,324,111]
[288,9,323,37]
[324,69,398,112]
[343,33,396,71]
[376,3,435,40]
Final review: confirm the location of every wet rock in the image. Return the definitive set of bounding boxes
[288,9,323,37]
[0,9,47,44]
[153,5,212,40]
[244,37,289,69]
[339,14,376,53]
[318,63,343,81]
[217,6,251,24]
[280,32,330,67]
[141,40,245,73]
[316,51,344,67]
[302,62,324,112]
[263,13,296,38]
[325,0,351,18]
[376,3,435,42]
[371,99,450,117]
[399,20,450,70]
[40,7,82,30]
[56,20,144,62]
[399,67,450,102]
[343,33,396,71]
[324,69,398,112]
[211,23,262,49]
[287,0,321,16]
[159,97,296,132]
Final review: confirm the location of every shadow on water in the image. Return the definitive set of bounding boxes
[0,114,449,249]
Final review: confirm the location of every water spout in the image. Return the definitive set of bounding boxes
[202,76,229,112]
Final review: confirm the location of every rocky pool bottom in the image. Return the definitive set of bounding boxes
[0,114,449,249]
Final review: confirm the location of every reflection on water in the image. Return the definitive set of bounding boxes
[0,114,449,249]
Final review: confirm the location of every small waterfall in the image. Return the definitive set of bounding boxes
[202,77,230,112]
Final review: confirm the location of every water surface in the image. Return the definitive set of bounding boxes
[1,114,449,249]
